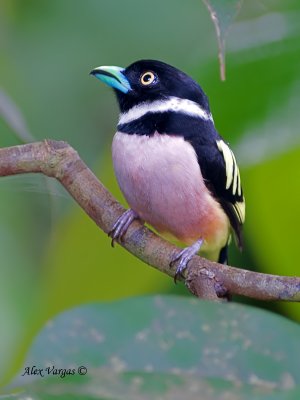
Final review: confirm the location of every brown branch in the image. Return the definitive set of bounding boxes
[1,140,300,302]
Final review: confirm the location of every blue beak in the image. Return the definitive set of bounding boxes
[90,65,131,94]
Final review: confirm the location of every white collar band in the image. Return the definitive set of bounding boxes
[118,96,213,125]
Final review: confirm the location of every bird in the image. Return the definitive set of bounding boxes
[90,60,245,282]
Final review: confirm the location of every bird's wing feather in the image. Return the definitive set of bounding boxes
[190,138,245,250]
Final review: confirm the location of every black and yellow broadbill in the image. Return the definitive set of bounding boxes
[91,60,245,282]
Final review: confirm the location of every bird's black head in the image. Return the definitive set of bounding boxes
[90,59,210,113]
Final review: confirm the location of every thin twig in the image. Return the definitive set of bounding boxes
[0,90,35,143]
[202,0,243,81]
[0,140,299,301]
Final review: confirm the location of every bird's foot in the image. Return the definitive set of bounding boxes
[170,239,203,283]
[108,209,139,247]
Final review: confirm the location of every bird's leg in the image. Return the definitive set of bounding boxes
[108,209,139,247]
[171,239,203,283]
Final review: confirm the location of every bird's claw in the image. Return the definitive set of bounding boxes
[171,249,190,283]
[170,239,203,283]
[108,209,138,247]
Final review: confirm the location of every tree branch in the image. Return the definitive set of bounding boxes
[1,140,299,302]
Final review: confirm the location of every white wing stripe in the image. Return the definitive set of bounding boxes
[217,140,233,190]
[237,173,242,196]
[217,139,243,199]
[234,201,246,224]
[230,149,238,196]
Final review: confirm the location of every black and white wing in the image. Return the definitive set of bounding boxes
[215,139,245,249]
[192,137,245,249]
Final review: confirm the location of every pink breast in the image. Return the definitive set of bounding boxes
[112,132,229,251]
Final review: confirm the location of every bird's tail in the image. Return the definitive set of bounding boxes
[218,243,228,265]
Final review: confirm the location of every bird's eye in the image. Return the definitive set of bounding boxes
[140,71,157,86]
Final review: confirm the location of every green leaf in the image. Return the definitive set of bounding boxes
[4,295,300,399]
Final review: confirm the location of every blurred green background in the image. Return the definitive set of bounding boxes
[0,0,300,386]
